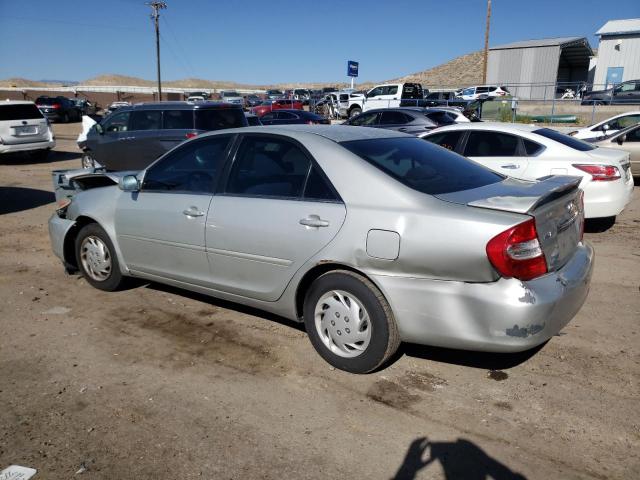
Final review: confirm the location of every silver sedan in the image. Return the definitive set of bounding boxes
[49,125,594,373]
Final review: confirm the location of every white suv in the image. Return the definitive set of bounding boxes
[458,85,509,100]
[0,101,55,160]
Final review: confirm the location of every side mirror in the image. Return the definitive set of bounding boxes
[602,124,610,131]
[95,123,104,135]
[616,135,626,146]
[119,175,139,192]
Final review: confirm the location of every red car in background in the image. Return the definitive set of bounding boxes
[251,99,304,117]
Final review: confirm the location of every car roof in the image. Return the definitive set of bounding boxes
[200,124,407,143]
[430,122,542,134]
[119,101,243,111]
[0,100,38,106]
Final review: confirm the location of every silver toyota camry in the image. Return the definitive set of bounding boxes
[49,125,594,373]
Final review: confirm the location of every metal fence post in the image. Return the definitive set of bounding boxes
[591,101,596,124]
[550,92,556,125]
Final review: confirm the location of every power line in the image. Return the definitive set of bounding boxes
[161,16,196,78]
[145,1,167,100]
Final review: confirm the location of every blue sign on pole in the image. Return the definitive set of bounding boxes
[347,61,359,78]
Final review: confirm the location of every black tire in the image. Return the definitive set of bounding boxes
[81,152,95,169]
[349,107,361,118]
[303,270,400,374]
[75,223,127,291]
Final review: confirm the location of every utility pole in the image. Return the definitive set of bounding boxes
[482,0,492,84]
[146,1,167,101]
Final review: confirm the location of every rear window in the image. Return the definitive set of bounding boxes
[533,128,595,151]
[341,137,502,195]
[36,97,59,105]
[401,84,423,99]
[195,108,247,131]
[0,104,44,121]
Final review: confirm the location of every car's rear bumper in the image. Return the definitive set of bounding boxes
[372,242,594,353]
[0,139,55,154]
[582,174,634,218]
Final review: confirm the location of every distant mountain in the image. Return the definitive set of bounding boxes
[0,51,486,91]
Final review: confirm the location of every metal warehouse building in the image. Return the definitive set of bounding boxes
[486,37,593,100]
[593,18,640,88]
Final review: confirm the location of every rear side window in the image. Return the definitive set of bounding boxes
[424,131,463,151]
[130,110,161,131]
[226,136,311,198]
[464,131,519,156]
[341,137,502,195]
[163,110,193,129]
[533,128,595,151]
[523,139,544,156]
[0,104,44,120]
[195,108,247,131]
[349,112,379,126]
[424,111,456,125]
[304,166,338,201]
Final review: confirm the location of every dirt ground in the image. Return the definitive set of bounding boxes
[1,122,639,480]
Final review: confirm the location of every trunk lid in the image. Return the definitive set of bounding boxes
[436,175,584,273]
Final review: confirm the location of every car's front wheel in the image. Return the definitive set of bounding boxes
[75,223,126,291]
[349,107,361,118]
[303,270,400,373]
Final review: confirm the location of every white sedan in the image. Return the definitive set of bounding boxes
[568,111,640,140]
[422,123,634,220]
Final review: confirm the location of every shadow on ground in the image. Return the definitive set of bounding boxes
[1,150,79,165]
[0,186,54,214]
[393,436,527,480]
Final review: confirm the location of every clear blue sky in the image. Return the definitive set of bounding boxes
[1,0,638,85]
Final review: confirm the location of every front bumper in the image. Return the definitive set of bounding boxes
[372,242,594,353]
[48,214,76,264]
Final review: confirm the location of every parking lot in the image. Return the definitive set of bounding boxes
[0,122,639,479]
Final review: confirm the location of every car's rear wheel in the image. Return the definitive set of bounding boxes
[303,270,400,373]
[75,223,126,291]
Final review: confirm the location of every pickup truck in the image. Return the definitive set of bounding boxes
[344,83,424,118]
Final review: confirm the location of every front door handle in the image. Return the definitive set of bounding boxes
[501,164,520,169]
[299,215,329,228]
[183,206,205,217]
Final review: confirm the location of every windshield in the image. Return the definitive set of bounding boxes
[533,128,596,151]
[341,137,502,195]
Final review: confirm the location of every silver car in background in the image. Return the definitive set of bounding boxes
[49,126,594,373]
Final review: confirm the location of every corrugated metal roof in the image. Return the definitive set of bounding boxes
[490,37,587,50]
[596,18,640,36]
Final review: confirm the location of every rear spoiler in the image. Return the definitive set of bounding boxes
[436,175,582,215]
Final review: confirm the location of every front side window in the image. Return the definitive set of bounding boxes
[349,112,379,126]
[424,131,463,151]
[368,87,384,98]
[462,88,474,96]
[341,137,502,195]
[380,111,411,125]
[609,114,640,130]
[464,131,519,157]
[143,136,232,194]
[617,82,636,92]
[102,111,130,133]
[624,126,640,142]
[261,113,275,122]
[276,111,298,120]
[226,136,311,199]
[129,110,162,131]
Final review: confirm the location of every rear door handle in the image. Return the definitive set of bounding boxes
[299,215,329,228]
[501,164,519,169]
[183,207,205,217]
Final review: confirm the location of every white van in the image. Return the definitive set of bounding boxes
[0,101,55,160]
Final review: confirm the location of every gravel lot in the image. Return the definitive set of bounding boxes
[1,122,639,479]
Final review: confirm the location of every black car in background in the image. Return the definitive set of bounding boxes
[259,109,330,125]
[81,102,247,170]
[35,96,82,122]
[581,79,640,105]
[343,107,450,135]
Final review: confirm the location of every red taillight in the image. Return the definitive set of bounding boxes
[486,218,547,281]
[185,132,198,139]
[572,164,620,181]
[52,103,61,109]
